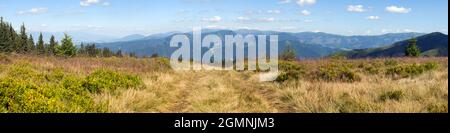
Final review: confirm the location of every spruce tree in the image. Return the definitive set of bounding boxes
[0,17,6,52]
[37,32,45,55]
[115,49,123,57]
[405,38,421,57]
[48,35,58,56]
[18,23,28,53]
[102,47,112,57]
[57,33,77,57]
[27,34,35,54]
[6,24,16,53]
[280,41,297,61]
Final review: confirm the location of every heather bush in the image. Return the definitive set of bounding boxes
[315,64,361,82]
[83,69,143,93]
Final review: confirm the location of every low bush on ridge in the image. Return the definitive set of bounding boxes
[0,63,143,113]
[275,61,306,82]
[275,59,441,83]
[386,62,439,78]
[315,64,361,82]
[83,69,143,93]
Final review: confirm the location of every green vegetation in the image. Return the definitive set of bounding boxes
[406,38,421,57]
[83,69,143,93]
[0,61,144,113]
[316,64,361,82]
[36,32,45,55]
[386,62,439,78]
[379,90,405,102]
[427,103,448,113]
[280,41,297,61]
[56,34,77,57]
[275,61,305,82]
[0,17,135,58]
[0,64,103,112]
[0,17,448,113]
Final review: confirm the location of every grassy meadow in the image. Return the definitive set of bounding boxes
[0,53,448,113]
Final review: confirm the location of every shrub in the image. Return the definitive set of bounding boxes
[315,64,361,82]
[151,57,171,71]
[379,90,405,102]
[384,59,398,66]
[0,77,104,113]
[276,70,302,82]
[83,69,143,93]
[386,62,439,78]
[422,62,439,71]
[0,65,109,113]
[360,62,383,75]
[427,103,448,113]
[275,61,305,82]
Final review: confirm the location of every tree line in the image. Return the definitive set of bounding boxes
[0,17,135,58]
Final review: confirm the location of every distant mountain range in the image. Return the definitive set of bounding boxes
[337,32,448,58]
[96,29,431,59]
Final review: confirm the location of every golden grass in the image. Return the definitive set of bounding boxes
[1,54,447,113]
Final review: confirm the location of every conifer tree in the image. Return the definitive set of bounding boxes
[115,49,123,57]
[405,38,421,57]
[26,34,35,54]
[18,23,28,53]
[37,32,45,55]
[280,41,297,61]
[0,17,7,52]
[57,33,77,57]
[48,35,58,55]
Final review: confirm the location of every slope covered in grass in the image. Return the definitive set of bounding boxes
[0,54,447,113]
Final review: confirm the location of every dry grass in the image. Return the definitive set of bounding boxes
[1,54,448,113]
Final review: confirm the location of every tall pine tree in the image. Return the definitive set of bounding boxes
[27,34,35,54]
[405,38,421,57]
[57,33,77,57]
[37,32,45,55]
[48,35,58,56]
[0,17,8,52]
[17,23,28,53]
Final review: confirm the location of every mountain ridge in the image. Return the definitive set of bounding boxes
[96,29,431,59]
[337,32,448,58]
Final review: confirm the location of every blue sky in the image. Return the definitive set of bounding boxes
[0,0,448,37]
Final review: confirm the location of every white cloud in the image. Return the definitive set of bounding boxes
[267,10,281,14]
[278,0,291,4]
[366,16,380,20]
[347,5,365,12]
[386,6,411,13]
[297,0,316,6]
[203,16,222,23]
[80,0,110,7]
[259,17,275,22]
[301,10,311,16]
[237,16,251,21]
[18,7,48,15]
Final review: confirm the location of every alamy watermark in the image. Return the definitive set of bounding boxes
[170,27,279,81]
